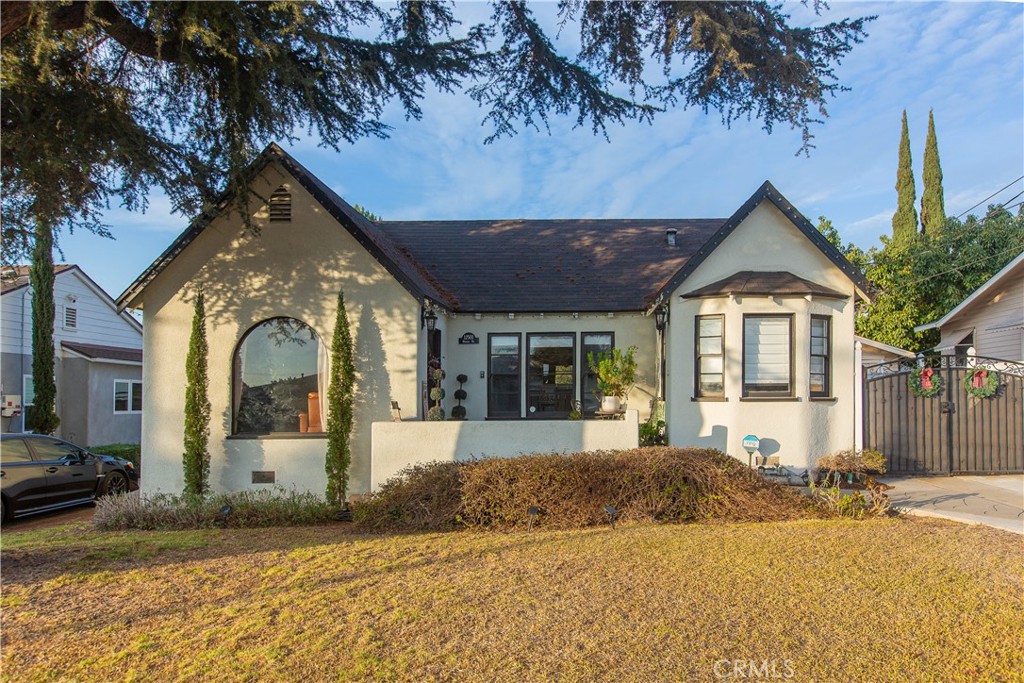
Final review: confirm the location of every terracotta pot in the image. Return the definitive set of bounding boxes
[298,412,309,433]
[308,392,321,432]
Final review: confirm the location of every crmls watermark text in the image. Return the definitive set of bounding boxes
[713,659,796,679]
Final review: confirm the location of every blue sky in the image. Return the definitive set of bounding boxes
[57,1,1024,300]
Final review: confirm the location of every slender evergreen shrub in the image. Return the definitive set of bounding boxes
[326,290,355,506]
[27,221,60,435]
[182,290,211,497]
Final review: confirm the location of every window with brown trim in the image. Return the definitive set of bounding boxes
[695,315,724,398]
[810,315,831,398]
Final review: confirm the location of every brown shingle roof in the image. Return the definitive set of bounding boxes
[379,219,724,312]
[1,264,76,295]
[61,342,143,363]
[680,271,849,299]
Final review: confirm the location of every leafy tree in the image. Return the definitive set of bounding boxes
[183,290,211,497]
[1,1,873,262]
[353,205,382,223]
[25,222,59,435]
[891,110,918,250]
[816,215,868,272]
[326,291,355,507]
[920,109,946,238]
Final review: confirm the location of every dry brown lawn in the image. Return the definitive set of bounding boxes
[1,517,1022,683]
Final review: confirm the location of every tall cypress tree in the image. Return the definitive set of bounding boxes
[182,290,211,497]
[921,109,946,238]
[892,110,919,249]
[26,219,59,435]
[326,291,355,507]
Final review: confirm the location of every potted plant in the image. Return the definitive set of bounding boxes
[587,345,638,412]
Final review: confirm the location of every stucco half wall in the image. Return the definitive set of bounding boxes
[370,410,640,490]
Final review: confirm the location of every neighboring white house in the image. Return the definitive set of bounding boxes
[915,250,1024,362]
[1,265,144,445]
[118,144,869,497]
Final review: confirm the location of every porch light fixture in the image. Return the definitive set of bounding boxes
[423,308,437,331]
[654,306,668,331]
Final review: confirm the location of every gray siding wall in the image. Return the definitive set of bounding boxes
[0,351,31,433]
[85,363,143,446]
[59,357,90,444]
[937,268,1023,362]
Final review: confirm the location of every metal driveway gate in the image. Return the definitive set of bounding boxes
[863,355,1024,474]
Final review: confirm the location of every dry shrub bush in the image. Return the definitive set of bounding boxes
[354,448,823,532]
[93,488,336,531]
[352,461,464,531]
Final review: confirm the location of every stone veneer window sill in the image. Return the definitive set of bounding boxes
[808,396,837,403]
[739,397,802,402]
[228,433,328,440]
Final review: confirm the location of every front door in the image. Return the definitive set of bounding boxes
[488,334,521,418]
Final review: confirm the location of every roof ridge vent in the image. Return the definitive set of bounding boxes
[666,228,678,247]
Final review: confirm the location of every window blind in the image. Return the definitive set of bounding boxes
[744,317,791,387]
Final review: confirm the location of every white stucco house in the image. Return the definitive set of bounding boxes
[118,144,869,497]
[915,250,1024,362]
[2,265,144,445]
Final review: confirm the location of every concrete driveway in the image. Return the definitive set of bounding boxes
[880,475,1024,534]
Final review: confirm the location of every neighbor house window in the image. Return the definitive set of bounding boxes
[233,318,324,434]
[22,375,34,406]
[113,380,143,414]
[695,315,724,398]
[743,314,793,397]
[63,306,78,329]
[810,315,831,398]
[269,186,292,222]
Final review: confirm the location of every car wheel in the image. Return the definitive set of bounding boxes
[103,471,129,496]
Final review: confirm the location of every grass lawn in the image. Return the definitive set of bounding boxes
[1,517,1022,682]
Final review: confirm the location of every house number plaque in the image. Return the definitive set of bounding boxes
[458,333,480,344]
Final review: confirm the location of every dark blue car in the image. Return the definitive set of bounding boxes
[0,434,138,522]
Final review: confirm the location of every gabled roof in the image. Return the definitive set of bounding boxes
[380,218,722,312]
[62,342,143,364]
[1,264,76,295]
[915,250,1024,332]
[117,146,870,314]
[117,143,456,310]
[681,271,848,299]
[653,181,870,303]
[2,264,143,334]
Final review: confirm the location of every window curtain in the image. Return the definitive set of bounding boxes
[317,337,329,431]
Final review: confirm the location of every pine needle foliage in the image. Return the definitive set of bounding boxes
[182,290,211,498]
[891,110,919,250]
[921,109,946,238]
[326,291,355,507]
[26,220,59,435]
[2,2,872,262]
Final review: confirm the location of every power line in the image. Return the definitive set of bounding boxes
[886,239,1023,288]
[954,176,1024,220]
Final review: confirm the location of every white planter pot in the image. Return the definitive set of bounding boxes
[601,396,621,412]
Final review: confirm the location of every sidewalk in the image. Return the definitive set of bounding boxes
[880,475,1024,534]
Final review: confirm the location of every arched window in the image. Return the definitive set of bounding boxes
[233,318,326,435]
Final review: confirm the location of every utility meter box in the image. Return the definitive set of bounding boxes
[2,395,23,418]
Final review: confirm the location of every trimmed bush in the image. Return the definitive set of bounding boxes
[93,488,337,531]
[354,447,824,532]
[353,461,463,531]
[89,444,141,474]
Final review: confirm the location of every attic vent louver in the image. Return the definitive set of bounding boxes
[269,187,292,222]
[666,228,678,247]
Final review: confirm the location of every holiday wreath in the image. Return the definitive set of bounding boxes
[908,367,942,397]
[962,368,999,399]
